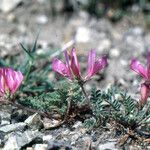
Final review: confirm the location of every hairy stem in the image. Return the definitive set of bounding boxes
[79,83,90,104]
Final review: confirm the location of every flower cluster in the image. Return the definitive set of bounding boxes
[52,47,150,105]
[130,52,150,104]
[52,48,108,82]
[0,68,23,97]
[0,47,149,106]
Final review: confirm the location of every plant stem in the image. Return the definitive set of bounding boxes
[137,103,150,126]
[24,60,33,83]
[79,83,90,104]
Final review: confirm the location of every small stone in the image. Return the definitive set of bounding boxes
[120,59,128,66]
[0,111,11,120]
[3,134,18,150]
[131,27,144,36]
[0,111,11,125]
[43,118,59,129]
[71,132,82,144]
[0,122,26,133]
[98,141,118,150]
[82,136,92,150]
[25,113,43,130]
[18,24,26,33]
[71,134,79,143]
[36,15,48,24]
[3,130,41,150]
[7,13,16,22]
[26,148,34,150]
[0,0,22,13]
[43,135,53,142]
[98,39,111,52]
[75,27,90,43]
[1,120,10,125]
[63,129,70,135]
[72,121,83,129]
[128,145,143,150]
[34,144,48,150]
[110,48,120,57]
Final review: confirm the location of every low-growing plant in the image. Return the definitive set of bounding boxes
[89,86,150,129]
[0,36,149,144]
[83,86,150,145]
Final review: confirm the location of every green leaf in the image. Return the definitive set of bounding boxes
[20,43,34,59]
[31,31,40,53]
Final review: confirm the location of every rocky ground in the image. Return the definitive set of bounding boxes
[0,0,150,150]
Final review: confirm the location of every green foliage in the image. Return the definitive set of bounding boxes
[83,117,97,129]
[19,35,55,95]
[69,83,85,104]
[89,86,150,130]
[18,80,85,115]
[0,34,149,138]
[90,87,107,121]
[0,34,54,96]
[121,93,136,115]
[0,35,86,118]
[18,91,67,114]
[18,80,69,114]
[90,87,102,104]
[105,87,121,111]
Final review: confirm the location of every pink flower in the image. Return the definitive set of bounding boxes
[52,48,108,81]
[130,52,150,104]
[52,58,72,79]
[70,48,81,79]
[0,68,24,96]
[85,49,108,80]
[140,83,150,104]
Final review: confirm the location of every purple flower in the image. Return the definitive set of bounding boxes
[52,48,108,81]
[52,58,72,79]
[130,52,150,104]
[0,68,24,96]
[70,48,81,79]
[140,83,150,104]
[85,49,108,80]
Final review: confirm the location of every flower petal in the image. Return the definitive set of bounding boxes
[90,55,108,77]
[52,58,71,78]
[0,69,5,96]
[140,83,149,104]
[4,68,24,94]
[147,52,150,77]
[4,68,15,92]
[64,50,72,79]
[130,59,147,79]
[11,71,24,94]
[70,48,81,78]
[87,49,96,78]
